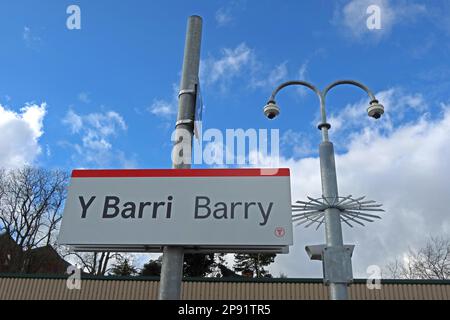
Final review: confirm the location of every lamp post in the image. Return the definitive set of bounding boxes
[263,80,385,300]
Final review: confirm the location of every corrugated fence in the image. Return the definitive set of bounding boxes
[0,275,449,300]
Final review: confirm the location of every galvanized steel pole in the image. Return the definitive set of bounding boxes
[317,99,349,300]
[158,15,202,300]
[319,138,349,300]
[265,80,383,300]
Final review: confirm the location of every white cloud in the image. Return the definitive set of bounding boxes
[149,100,176,117]
[199,44,309,95]
[252,62,289,90]
[63,109,83,134]
[63,109,130,167]
[334,0,426,40]
[215,7,233,27]
[327,88,427,137]
[215,1,246,27]
[23,26,42,49]
[23,27,32,41]
[200,43,256,91]
[295,60,310,97]
[85,111,127,135]
[0,103,46,168]
[250,59,312,99]
[78,92,91,104]
[148,83,179,118]
[298,61,308,80]
[280,129,314,158]
[249,91,450,278]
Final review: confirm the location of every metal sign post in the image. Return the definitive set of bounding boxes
[159,15,203,301]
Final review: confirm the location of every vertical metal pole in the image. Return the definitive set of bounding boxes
[158,15,203,300]
[319,131,349,300]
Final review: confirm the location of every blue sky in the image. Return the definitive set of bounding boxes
[1,0,450,277]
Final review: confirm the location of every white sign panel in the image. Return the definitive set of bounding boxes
[58,169,293,253]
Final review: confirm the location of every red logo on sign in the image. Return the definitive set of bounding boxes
[275,227,285,238]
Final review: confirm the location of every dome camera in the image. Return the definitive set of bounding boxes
[367,100,384,119]
[263,101,280,119]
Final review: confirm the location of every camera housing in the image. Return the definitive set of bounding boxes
[367,100,384,119]
[263,101,280,119]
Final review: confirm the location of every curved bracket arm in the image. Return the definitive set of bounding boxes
[323,80,377,102]
[266,80,380,142]
[269,80,322,102]
[268,81,327,124]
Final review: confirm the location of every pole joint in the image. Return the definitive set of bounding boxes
[178,88,196,98]
[318,122,331,130]
[175,119,194,126]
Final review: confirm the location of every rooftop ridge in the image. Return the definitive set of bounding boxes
[0,273,449,285]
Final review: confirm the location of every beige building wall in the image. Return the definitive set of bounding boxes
[0,275,449,300]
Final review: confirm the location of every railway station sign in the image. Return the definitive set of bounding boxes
[58,168,293,253]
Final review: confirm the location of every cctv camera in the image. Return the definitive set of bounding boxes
[367,100,384,119]
[263,101,280,119]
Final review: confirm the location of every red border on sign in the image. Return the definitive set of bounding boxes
[71,168,290,178]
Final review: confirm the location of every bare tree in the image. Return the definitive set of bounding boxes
[110,257,138,276]
[0,167,128,275]
[0,167,68,250]
[61,249,123,276]
[385,236,450,280]
[0,169,6,203]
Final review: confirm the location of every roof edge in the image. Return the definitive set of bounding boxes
[0,273,449,285]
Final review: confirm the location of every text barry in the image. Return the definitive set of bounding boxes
[78,196,274,226]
